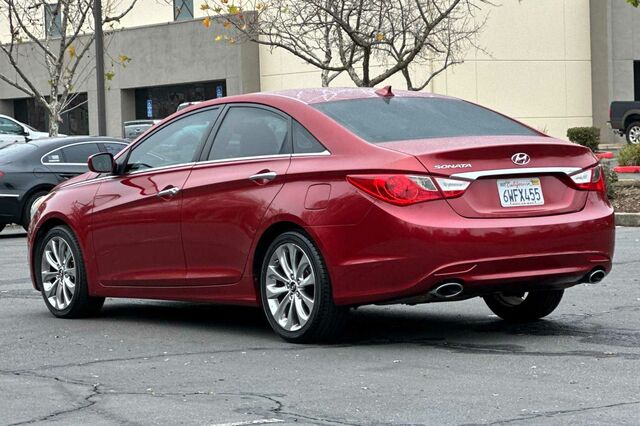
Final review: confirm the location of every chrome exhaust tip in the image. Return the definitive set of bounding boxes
[588,269,606,284]
[431,282,464,299]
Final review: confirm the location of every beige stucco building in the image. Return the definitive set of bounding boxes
[0,0,637,143]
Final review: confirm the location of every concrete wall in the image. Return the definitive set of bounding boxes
[0,19,260,136]
[260,0,594,140]
[591,0,640,145]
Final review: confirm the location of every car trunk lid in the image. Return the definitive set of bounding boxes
[378,135,598,218]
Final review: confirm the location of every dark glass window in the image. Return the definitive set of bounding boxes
[135,81,226,120]
[0,117,24,135]
[293,121,326,154]
[174,0,194,21]
[45,3,62,38]
[61,143,100,163]
[13,93,88,135]
[314,97,538,143]
[634,61,640,102]
[102,143,127,155]
[126,109,218,172]
[209,107,289,160]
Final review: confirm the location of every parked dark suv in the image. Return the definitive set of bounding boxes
[610,101,640,144]
[0,136,128,231]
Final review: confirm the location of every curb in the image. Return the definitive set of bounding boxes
[615,213,640,227]
[596,151,615,159]
[613,166,640,173]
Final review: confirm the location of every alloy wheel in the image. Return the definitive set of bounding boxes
[629,126,640,144]
[41,237,76,310]
[265,243,315,332]
[494,292,528,307]
[29,195,46,222]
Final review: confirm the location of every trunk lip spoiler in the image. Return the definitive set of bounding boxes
[450,167,582,181]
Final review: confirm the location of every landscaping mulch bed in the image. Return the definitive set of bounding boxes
[612,184,640,213]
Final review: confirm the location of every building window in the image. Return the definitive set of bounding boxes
[14,93,89,136]
[635,61,640,102]
[44,3,62,38]
[134,80,226,120]
[174,0,194,21]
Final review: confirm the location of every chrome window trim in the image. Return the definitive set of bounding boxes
[196,153,292,167]
[291,150,331,157]
[451,167,582,181]
[0,193,20,198]
[40,141,127,166]
[125,162,196,176]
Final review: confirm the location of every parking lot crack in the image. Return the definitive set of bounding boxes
[485,400,640,425]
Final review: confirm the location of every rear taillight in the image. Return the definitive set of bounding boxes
[347,174,470,206]
[570,165,606,193]
[0,171,3,178]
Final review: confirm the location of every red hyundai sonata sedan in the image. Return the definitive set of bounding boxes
[28,87,615,342]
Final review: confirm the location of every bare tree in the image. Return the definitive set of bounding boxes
[203,0,491,89]
[0,0,140,136]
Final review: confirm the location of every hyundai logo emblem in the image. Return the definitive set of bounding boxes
[511,153,531,166]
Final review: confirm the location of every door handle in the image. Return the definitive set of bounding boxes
[249,171,277,183]
[156,186,180,198]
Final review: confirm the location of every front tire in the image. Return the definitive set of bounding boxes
[483,290,564,322]
[260,231,347,343]
[35,225,105,318]
[626,121,640,144]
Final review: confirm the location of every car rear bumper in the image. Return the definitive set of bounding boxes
[0,194,21,224]
[312,192,615,306]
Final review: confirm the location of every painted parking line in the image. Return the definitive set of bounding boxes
[210,419,284,426]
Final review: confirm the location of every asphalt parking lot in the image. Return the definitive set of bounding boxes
[0,227,638,425]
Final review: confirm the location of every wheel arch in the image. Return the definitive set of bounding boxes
[251,220,323,303]
[623,113,640,131]
[30,216,71,291]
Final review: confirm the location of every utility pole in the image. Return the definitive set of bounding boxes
[93,0,106,136]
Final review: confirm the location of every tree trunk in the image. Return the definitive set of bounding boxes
[48,104,60,137]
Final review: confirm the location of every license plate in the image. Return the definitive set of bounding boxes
[497,177,545,208]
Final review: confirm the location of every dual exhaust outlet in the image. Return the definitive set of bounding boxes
[430,267,606,299]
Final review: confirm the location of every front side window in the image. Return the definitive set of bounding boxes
[209,107,289,161]
[174,0,193,21]
[61,143,100,163]
[44,3,62,38]
[314,97,539,143]
[0,117,24,135]
[126,109,218,172]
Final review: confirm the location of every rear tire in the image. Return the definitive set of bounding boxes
[35,225,105,318]
[22,190,49,230]
[483,290,564,322]
[625,121,640,144]
[260,231,347,343]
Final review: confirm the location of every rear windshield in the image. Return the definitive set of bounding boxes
[313,97,538,143]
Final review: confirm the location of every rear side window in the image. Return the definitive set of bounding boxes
[313,97,538,143]
[209,107,289,160]
[102,143,127,155]
[42,149,63,164]
[61,143,100,163]
[293,121,326,154]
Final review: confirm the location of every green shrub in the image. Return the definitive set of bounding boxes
[617,144,640,166]
[566,127,600,152]
[603,164,618,200]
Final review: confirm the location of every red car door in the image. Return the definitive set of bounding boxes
[181,105,291,286]
[90,108,220,287]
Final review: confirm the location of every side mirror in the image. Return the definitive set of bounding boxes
[88,152,115,174]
